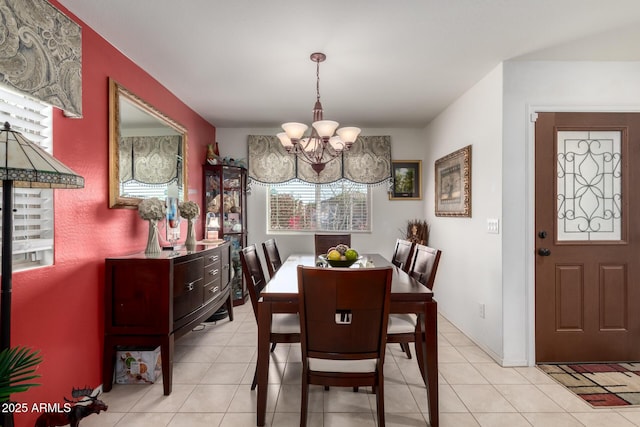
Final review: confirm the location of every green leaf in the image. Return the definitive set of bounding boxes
[0,346,42,402]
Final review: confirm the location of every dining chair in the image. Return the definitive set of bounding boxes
[391,238,415,272]
[297,265,393,427]
[261,238,282,277]
[239,244,300,390]
[314,233,351,256]
[388,244,442,360]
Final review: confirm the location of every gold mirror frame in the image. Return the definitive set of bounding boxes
[108,78,188,208]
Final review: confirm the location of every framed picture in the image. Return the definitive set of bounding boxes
[389,160,422,200]
[435,145,471,217]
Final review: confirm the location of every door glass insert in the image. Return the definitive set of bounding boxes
[557,131,621,241]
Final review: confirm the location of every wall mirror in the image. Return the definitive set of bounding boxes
[109,78,188,208]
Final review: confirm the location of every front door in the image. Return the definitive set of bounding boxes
[535,112,640,362]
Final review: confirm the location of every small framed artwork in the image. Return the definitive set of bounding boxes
[435,145,472,217]
[389,160,422,200]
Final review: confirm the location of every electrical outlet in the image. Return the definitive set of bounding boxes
[479,303,485,319]
[487,218,500,234]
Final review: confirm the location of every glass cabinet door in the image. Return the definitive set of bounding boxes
[204,165,247,305]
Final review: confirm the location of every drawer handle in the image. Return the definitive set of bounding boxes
[185,281,197,291]
[208,255,220,263]
[209,286,220,294]
[209,268,219,276]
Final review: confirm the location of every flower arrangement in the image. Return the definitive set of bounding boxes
[405,219,429,245]
[138,198,165,221]
[179,201,200,220]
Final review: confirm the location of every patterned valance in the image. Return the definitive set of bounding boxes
[120,135,181,185]
[0,0,82,116]
[248,135,391,185]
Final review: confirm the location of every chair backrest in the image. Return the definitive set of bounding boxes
[239,244,269,321]
[297,266,392,360]
[261,238,282,277]
[314,234,351,256]
[407,244,442,290]
[391,239,415,272]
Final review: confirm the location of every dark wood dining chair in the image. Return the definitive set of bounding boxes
[388,244,442,360]
[314,233,351,256]
[391,238,415,272]
[261,238,282,277]
[297,265,392,427]
[239,244,300,390]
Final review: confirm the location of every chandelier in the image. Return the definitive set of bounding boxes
[277,52,361,175]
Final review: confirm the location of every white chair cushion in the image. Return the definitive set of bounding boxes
[309,357,378,373]
[388,313,417,334]
[271,313,300,334]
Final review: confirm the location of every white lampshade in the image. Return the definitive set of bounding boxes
[312,120,339,138]
[336,127,361,144]
[277,132,293,148]
[282,122,308,140]
[329,136,344,151]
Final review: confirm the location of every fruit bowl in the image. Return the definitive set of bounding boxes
[318,255,362,268]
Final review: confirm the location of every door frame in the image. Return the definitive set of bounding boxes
[525,105,640,365]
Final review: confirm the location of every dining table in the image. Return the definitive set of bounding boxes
[256,253,438,427]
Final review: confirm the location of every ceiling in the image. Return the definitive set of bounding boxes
[58,0,640,129]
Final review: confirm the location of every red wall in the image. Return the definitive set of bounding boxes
[12,2,215,424]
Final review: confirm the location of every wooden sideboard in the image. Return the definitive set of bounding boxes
[103,243,233,395]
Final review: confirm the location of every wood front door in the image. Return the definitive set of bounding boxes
[535,112,640,363]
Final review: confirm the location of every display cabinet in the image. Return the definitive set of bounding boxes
[203,164,247,305]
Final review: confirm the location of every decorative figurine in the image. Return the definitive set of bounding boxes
[34,385,107,427]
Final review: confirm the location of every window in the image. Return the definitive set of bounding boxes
[268,180,371,232]
[0,86,54,271]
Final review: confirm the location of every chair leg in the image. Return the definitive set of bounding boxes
[376,371,385,427]
[300,378,309,427]
[401,342,412,359]
[250,365,257,390]
[270,342,277,352]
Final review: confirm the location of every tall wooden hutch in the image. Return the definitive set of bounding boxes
[203,164,248,305]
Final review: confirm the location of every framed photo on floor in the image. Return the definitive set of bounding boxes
[435,145,471,217]
[389,160,422,200]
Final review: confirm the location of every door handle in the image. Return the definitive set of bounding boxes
[538,248,551,256]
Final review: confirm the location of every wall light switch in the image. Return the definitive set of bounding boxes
[487,218,500,234]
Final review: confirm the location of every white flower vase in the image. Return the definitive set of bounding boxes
[185,219,197,250]
[145,219,161,255]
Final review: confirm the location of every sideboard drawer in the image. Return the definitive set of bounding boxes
[173,256,204,320]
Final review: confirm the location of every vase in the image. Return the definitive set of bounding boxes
[185,219,197,250]
[145,219,161,255]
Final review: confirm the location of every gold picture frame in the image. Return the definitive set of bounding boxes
[435,145,471,217]
[389,160,422,200]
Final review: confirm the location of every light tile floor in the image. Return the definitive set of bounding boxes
[84,303,640,426]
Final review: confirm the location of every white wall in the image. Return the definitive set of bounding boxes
[214,127,427,260]
[502,60,640,365]
[423,65,505,362]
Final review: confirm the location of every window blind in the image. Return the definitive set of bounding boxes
[268,180,371,233]
[0,86,54,271]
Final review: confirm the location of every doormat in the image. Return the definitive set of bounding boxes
[538,363,640,407]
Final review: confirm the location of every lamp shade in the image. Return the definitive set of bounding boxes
[336,127,361,144]
[0,122,84,188]
[282,122,308,141]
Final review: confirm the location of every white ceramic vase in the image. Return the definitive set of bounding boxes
[145,219,161,254]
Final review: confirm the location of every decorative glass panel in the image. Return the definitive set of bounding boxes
[557,131,621,241]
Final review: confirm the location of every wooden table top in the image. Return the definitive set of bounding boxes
[262,253,433,302]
